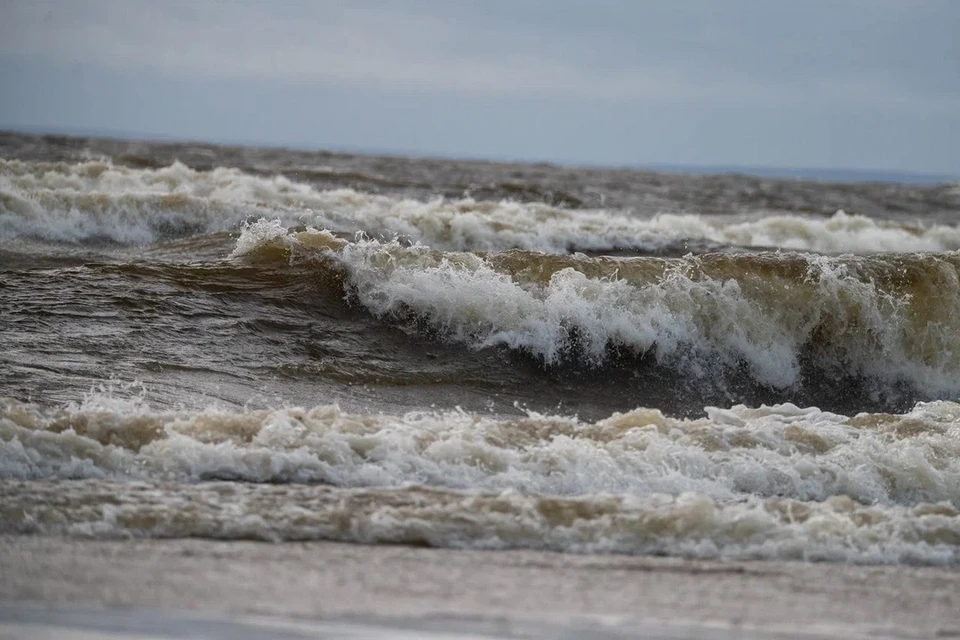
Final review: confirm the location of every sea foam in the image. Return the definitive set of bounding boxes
[2,395,959,563]
[3,395,959,507]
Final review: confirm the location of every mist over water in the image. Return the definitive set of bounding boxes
[2,131,960,564]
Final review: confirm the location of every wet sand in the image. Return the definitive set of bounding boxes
[1,536,959,639]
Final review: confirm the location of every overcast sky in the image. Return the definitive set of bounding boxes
[1,0,958,174]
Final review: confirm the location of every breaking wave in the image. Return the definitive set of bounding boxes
[2,394,959,564]
[233,221,960,397]
[4,158,960,253]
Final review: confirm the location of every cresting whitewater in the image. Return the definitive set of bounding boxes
[2,132,960,565]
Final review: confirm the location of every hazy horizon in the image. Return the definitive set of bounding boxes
[4,124,954,186]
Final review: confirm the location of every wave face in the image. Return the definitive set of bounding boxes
[2,395,959,564]
[3,135,960,565]
[234,222,960,399]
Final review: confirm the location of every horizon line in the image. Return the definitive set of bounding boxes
[2,124,956,186]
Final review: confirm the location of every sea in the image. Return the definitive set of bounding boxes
[2,130,960,565]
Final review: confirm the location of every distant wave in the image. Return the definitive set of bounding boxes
[4,158,960,253]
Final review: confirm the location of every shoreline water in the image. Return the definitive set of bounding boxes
[2,536,959,639]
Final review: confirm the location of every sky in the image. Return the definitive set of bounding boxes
[1,0,958,175]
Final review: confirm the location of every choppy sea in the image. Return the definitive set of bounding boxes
[2,131,960,564]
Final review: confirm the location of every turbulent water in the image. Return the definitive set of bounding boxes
[2,131,960,564]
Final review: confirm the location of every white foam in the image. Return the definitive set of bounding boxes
[4,159,960,252]
[0,159,302,243]
[3,396,960,508]
[3,396,960,563]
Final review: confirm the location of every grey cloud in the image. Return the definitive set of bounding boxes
[2,0,957,110]
[1,0,957,173]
